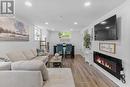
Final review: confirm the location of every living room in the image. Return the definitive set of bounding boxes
[0,0,130,87]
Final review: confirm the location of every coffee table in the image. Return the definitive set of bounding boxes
[49,56,63,68]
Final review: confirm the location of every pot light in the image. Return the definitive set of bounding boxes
[101,21,107,25]
[45,22,49,25]
[74,22,78,25]
[84,2,91,7]
[25,1,32,7]
[106,26,110,29]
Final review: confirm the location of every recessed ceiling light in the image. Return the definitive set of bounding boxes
[25,1,32,7]
[101,21,107,24]
[84,2,91,7]
[45,22,49,25]
[106,26,110,29]
[74,22,78,25]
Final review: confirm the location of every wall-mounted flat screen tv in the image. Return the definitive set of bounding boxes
[94,15,118,41]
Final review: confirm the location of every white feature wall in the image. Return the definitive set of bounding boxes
[81,0,130,87]
[49,31,82,54]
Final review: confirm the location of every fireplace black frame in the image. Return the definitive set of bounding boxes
[94,51,123,80]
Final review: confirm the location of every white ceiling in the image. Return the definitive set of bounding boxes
[15,0,125,31]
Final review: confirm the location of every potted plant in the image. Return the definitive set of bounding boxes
[83,31,91,48]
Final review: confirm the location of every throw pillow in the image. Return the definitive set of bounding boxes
[37,49,44,56]
[0,58,10,62]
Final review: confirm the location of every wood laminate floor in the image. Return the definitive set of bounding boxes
[62,55,119,87]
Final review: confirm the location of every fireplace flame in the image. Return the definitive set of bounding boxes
[96,57,112,70]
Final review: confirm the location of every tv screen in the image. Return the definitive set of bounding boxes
[94,15,118,40]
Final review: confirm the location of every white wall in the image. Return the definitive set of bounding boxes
[0,18,39,55]
[49,31,82,54]
[41,27,50,41]
[81,0,130,87]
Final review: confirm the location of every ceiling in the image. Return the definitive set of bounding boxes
[15,0,125,31]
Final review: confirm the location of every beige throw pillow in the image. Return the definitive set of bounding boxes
[23,50,35,60]
[31,49,37,57]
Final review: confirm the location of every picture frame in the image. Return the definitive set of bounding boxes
[99,43,116,54]
[0,17,29,41]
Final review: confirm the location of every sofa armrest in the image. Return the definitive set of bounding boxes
[33,56,49,64]
[0,71,43,87]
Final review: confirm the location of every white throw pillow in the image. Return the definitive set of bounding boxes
[0,54,9,59]
[23,50,35,60]
[11,60,48,81]
[0,62,11,70]
[0,58,10,62]
[31,49,37,57]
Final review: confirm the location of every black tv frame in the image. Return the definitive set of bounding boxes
[94,15,118,41]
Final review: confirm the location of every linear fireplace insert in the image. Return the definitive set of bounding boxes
[94,51,123,80]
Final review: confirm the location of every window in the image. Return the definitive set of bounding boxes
[34,26,41,41]
[58,32,71,40]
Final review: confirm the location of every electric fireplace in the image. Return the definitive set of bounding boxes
[94,52,123,80]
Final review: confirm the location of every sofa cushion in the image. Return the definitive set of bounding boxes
[11,60,48,81]
[0,62,11,70]
[31,49,37,57]
[7,51,27,62]
[23,50,35,60]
